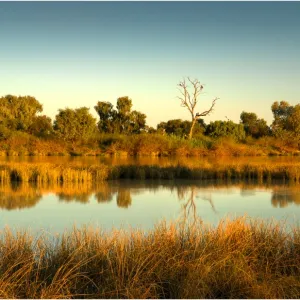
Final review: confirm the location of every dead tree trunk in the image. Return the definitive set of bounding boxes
[177,77,218,139]
[189,118,197,139]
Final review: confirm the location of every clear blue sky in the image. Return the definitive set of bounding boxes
[0,2,299,127]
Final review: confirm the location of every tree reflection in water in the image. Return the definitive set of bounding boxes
[177,185,218,225]
[0,181,300,211]
[271,188,300,208]
[116,190,132,208]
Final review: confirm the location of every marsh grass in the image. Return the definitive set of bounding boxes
[0,163,109,183]
[0,161,300,183]
[0,217,299,298]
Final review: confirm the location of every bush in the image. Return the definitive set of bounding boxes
[206,120,246,142]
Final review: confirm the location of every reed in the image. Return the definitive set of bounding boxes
[109,162,300,183]
[0,163,109,183]
[0,217,299,298]
[0,161,300,183]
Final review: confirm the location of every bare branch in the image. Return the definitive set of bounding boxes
[178,79,194,116]
[195,97,219,118]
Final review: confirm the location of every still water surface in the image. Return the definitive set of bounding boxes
[1,180,299,234]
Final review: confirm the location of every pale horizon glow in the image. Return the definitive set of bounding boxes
[0,2,299,127]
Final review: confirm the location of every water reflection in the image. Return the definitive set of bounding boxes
[0,181,300,211]
[0,182,42,210]
[271,189,300,208]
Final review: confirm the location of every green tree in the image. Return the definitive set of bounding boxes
[54,107,97,143]
[240,111,270,138]
[0,95,43,131]
[116,96,132,116]
[28,115,53,137]
[94,97,146,134]
[94,101,116,133]
[271,101,295,132]
[286,104,300,136]
[205,120,246,142]
[129,110,147,134]
[271,101,294,128]
[116,97,133,133]
[157,119,205,138]
[271,101,300,145]
[157,122,167,135]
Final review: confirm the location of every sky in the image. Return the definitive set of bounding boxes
[0,2,299,127]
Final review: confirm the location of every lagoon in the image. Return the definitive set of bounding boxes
[1,180,299,234]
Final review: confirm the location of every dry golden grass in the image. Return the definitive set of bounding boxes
[0,160,300,183]
[0,217,299,298]
[0,162,108,183]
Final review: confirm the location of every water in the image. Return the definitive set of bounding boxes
[1,180,299,234]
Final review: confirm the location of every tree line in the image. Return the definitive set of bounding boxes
[0,87,299,147]
[0,95,147,142]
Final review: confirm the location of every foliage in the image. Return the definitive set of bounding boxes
[240,111,270,138]
[157,119,205,138]
[0,95,43,131]
[94,101,116,133]
[0,125,11,141]
[53,107,97,143]
[94,97,146,134]
[129,110,147,133]
[0,93,299,156]
[27,115,53,138]
[206,120,246,142]
[271,101,300,147]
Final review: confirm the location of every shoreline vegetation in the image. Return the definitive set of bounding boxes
[0,161,300,183]
[1,133,300,158]
[0,95,299,158]
[0,217,299,298]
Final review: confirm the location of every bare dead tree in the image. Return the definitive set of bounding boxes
[177,77,219,139]
[197,193,217,214]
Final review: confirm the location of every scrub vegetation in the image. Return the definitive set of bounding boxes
[0,87,299,157]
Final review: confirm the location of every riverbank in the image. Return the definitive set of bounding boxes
[0,217,299,299]
[1,133,300,157]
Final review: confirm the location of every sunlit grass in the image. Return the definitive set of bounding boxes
[0,163,108,183]
[1,133,299,157]
[0,217,299,298]
[0,160,300,183]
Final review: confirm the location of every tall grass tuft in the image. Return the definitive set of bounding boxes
[0,217,299,298]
